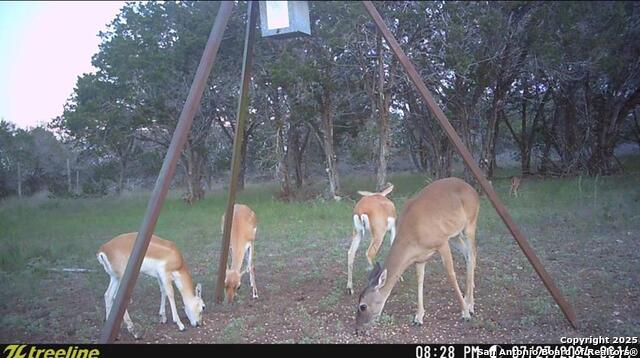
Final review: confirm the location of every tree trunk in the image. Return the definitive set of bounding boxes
[450,74,479,188]
[182,142,206,204]
[520,80,529,175]
[482,89,503,179]
[633,109,640,151]
[75,169,79,195]
[67,158,72,193]
[588,87,640,175]
[539,102,556,174]
[17,162,22,197]
[276,120,291,200]
[375,33,391,191]
[321,90,340,199]
[459,112,475,186]
[405,92,454,178]
[436,136,453,179]
[482,40,528,179]
[491,111,502,175]
[291,125,310,188]
[589,103,623,175]
[117,160,125,195]
[563,92,578,168]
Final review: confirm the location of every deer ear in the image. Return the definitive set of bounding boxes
[375,269,387,290]
[196,283,202,298]
[368,262,382,281]
[380,184,394,196]
[358,190,374,196]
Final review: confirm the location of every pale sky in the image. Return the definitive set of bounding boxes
[0,1,127,129]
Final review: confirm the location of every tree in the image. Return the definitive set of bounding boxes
[52,74,139,194]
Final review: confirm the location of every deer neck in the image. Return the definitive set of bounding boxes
[174,266,196,301]
[229,241,247,272]
[379,240,415,299]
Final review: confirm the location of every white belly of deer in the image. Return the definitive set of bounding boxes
[138,257,167,278]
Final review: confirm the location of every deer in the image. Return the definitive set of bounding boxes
[510,176,521,198]
[347,184,398,296]
[96,232,205,339]
[221,203,258,304]
[355,177,480,334]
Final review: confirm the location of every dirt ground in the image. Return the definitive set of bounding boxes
[4,225,638,344]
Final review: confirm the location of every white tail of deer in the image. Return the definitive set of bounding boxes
[221,204,258,303]
[355,177,480,334]
[97,232,205,339]
[347,184,397,295]
[510,176,521,198]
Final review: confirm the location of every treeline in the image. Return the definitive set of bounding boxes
[1,1,639,201]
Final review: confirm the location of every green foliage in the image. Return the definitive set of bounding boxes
[7,1,637,200]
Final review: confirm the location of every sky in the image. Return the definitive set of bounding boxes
[0,1,126,129]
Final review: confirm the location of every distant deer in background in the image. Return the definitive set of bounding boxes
[346,184,397,295]
[510,176,522,198]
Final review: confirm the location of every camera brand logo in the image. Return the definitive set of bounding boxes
[3,345,100,358]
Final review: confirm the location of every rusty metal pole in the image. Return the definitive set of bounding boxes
[362,1,577,328]
[98,2,235,343]
[214,1,259,304]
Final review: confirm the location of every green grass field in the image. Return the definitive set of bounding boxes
[1,158,639,343]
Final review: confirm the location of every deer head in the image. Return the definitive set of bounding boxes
[355,262,388,335]
[224,269,242,304]
[184,283,205,326]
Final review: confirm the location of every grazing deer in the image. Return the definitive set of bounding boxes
[510,176,521,198]
[347,184,397,295]
[97,232,205,339]
[355,177,479,334]
[221,204,258,303]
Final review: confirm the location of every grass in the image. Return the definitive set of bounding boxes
[0,156,639,343]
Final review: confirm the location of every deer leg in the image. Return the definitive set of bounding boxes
[160,271,185,331]
[104,276,117,321]
[388,217,397,247]
[123,309,141,339]
[248,243,258,299]
[366,224,383,269]
[439,243,471,320]
[240,246,250,276]
[412,262,426,325]
[387,218,403,282]
[346,227,363,295]
[463,222,478,315]
[106,276,141,339]
[156,276,167,323]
